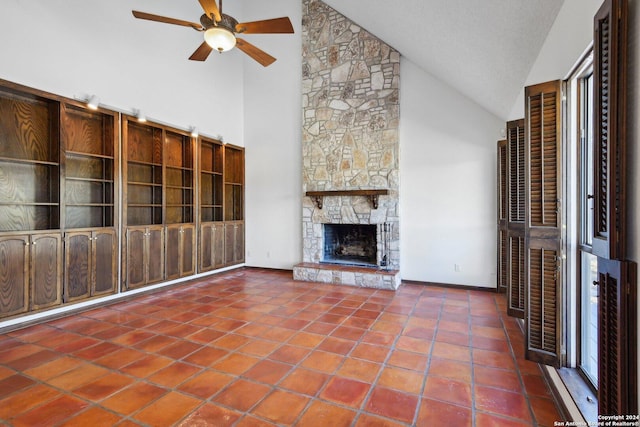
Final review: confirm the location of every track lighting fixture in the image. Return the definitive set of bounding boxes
[134,109,147,123]
[87,95,100,110]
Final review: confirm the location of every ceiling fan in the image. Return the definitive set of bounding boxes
[132,0,294,67]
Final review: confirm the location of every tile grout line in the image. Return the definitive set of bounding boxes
[468,290,478,427]
[497,294,538,426]
[409,286,444,427]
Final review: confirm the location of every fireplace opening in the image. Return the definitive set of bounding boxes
[323,224,377,267]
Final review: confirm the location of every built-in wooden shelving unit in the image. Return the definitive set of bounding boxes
[0,78,245,320]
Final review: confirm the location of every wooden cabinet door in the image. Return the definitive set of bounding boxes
[30,233,62,310]
[0,235,29,318]
[147,226,164,284]
[64,232,92,302]
[93,229,116,296]
[234,222,245,264]
[224,222,236,265]
[212,223,225,269]
[165,225,181,280]
[181,224,195,277]
[201,222,225,272]
[167,224,196,279]
[126,227,146,289]
[224,221,244,265]
[200,223,214,272]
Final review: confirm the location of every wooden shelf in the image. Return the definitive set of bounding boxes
[65,151,114,160]
[0,157,59,166]
[305,189,389,209]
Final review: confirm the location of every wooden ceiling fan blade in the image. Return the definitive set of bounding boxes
[132,11,202,30]
[235,38,277,67]
[236,17,294,34]
[198,0,222,22]
[189,41,214,61]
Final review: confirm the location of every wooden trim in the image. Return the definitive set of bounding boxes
[400,280,498,293]
[547,367,590,423]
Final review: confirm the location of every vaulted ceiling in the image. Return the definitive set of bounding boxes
[322,0,565,119]
[13,0,565,122]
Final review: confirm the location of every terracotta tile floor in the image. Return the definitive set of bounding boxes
[0,268,562,426]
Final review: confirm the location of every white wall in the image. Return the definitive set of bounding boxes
[399,59,504,288]
[508,0,603,120]
[0,0,244,142]
[243,0,303,269]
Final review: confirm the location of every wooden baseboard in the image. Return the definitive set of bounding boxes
[401,279,498,293]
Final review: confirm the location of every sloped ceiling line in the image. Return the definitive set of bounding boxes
[321,0,565,119]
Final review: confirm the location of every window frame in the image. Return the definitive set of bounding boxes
[576,68,599,390]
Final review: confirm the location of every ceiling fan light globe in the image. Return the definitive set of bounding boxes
[204,27,236,52]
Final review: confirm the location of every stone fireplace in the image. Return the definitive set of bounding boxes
[294,0,401,290]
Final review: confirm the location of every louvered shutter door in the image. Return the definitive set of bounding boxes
[524,80,563,366]
[497,140,508,293]
[508,120,526,224]
[593,0,635,415]
[527,240,561,366]
[506,120,525,318]
[593,0,627,260]
[597,258,637,416]
[508,234,525,317]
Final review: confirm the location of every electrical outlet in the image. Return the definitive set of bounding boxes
[454,264,462,272]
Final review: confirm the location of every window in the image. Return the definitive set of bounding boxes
[577,71,598,387]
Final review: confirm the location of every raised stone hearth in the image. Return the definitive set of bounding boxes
[293,263,401,290]
[298,0,400,289]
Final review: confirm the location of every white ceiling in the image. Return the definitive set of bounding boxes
[25,0,564,121]
[322,0,565,119]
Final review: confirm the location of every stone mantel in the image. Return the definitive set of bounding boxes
[305,189,389,209]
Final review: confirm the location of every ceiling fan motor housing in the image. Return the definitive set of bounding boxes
[200,13,238,33]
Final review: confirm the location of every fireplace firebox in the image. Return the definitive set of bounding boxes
[323,224,377,267]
